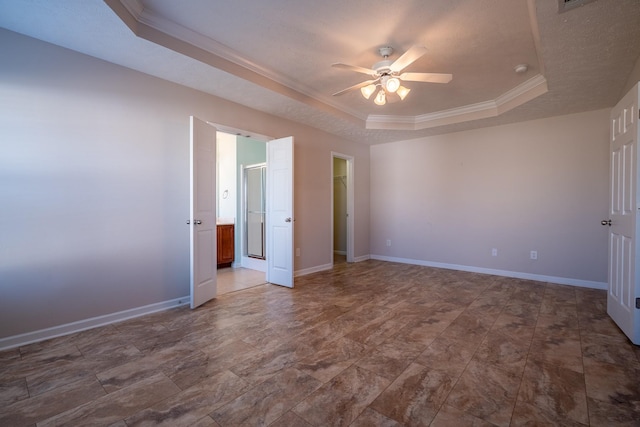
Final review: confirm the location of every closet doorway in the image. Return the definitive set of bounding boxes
[331,152,354,264]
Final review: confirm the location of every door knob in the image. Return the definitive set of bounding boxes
[601,219,612,226]
[285,217,292,223]
[186,220,191,225]
[195,220,202,225]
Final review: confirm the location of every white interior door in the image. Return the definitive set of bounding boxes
[266,136,294,287]
[190,116,217,308]
[607,83,640,344]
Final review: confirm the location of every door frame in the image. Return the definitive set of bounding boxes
[214,121,275,273]
[331,152,354,263]
[240,162,267,272]
[190,123,272,307]
[189,121,294,299]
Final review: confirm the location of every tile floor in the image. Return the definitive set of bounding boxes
[1,260,639,426]
[217,267,266,295]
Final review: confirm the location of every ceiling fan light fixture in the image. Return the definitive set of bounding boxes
[332,45,450,105]
[360,84,377,99]
[374,89,386,105]
[396,85,411,100]
[385,77,400,93]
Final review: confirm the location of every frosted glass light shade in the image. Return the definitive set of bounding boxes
[360,84,376,99]
[396,86,411,100]
[374,89,386,105]
[385,77,400,93]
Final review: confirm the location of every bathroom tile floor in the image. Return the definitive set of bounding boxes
[1,260,639,426]
[217,267,266,295]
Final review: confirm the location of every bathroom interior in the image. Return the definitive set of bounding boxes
[216,132,267,295]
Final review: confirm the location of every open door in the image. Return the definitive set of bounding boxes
[266,136,294,287]
[606,83,640,344]
[189,116,217,308]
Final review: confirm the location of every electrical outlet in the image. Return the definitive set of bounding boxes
[491,248,498,257]
[386,239,391,247]
[530,250,538,260]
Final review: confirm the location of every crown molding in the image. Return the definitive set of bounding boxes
[112,1,547,133]
[116,0,367,122]
[119,0,143,19]
[366,74,548,130]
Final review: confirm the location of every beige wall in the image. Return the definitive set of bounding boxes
[370,109,610,285]
[0,29,370,341]
[216,132,237,220]
[622,53,640,96]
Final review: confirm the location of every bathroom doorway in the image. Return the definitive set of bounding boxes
[216,132,267,294]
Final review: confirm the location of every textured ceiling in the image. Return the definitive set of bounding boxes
[0,0,639,144]
[135,0,540,116]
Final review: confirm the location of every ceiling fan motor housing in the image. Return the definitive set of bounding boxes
[373,60,393,75]
[375,47,395,76]
[378,46,394,58]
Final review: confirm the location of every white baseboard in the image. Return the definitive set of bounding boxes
[0,297,189,351]
[369,255,607,290]
[295,263,333,277]
[295,255,372,277]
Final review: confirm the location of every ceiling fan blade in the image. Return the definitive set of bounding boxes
[389,45,428,73]
[332,63,377,76]
[399,72,453,84]
[332,79,379,96]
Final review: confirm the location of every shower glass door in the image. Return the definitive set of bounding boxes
[245,165,266,259]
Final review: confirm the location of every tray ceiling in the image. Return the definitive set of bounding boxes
[0,0,639,144]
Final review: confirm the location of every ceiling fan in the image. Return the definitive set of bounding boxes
[332,46,452,105]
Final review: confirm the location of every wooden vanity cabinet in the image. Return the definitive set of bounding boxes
[216,224,234,268]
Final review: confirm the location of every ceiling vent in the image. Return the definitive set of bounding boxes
[558,0,598,13]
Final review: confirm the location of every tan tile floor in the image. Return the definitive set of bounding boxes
[1,260,639,426]
[217,267,266,295]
